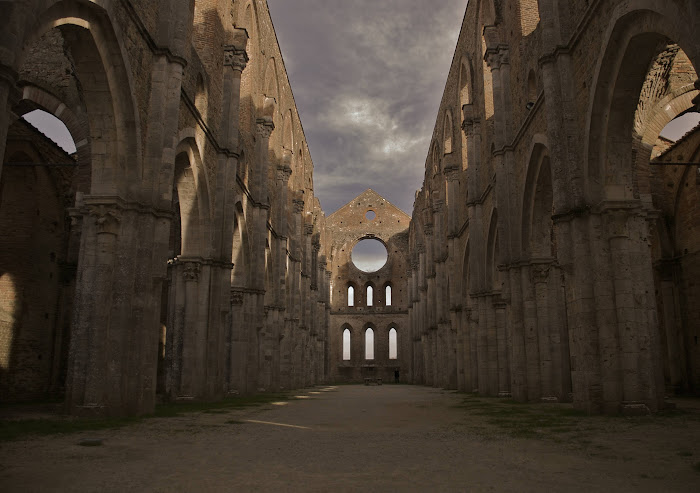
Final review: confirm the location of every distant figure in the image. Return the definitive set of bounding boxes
[394,369,399,383]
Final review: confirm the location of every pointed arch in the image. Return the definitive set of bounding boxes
[342,325,352,361]
[443,110,454,155]
[389,327,398,360]
[458,56,472,107]
[584,2,699,202]
[365,326,375,360]
[20,0,142,196]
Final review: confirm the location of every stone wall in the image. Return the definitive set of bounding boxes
[408,0,700,413]
[326,190,411,383]
[0,0,330,415]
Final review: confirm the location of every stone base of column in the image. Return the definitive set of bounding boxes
[498,391,512,398]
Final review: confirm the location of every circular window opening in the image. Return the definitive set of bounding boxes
[365,210,376,221]
[351,238,388,273]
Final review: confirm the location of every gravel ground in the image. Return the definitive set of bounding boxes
[0,385,699,492]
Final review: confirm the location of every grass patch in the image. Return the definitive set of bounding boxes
[225,419,245,425]
[0,416,141,443]
[456,394,596,440]
[153,393,289,418]
[0,392,289,442]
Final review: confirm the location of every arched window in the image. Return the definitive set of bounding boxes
[481,32,495,120]
[366,285,373,306]
[389,328,398,360]
[343,328,351,361]
[459,58,471,107]
[365,328,374,360]
[443,111,453,154]
[385,285,392,306]
[348,285,354,307]
[518,0,540,37]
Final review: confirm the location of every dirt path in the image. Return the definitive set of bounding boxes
[1,385,698,492]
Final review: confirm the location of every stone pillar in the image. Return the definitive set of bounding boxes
[532,263,553,400]
[521,264,541,400]
[657,261,685,393]
[445,167,460,236]
[228,288,246,394]
[604,209,664,413]
[495,299,510,396]
[65,198,168,416]
[222,39,248,150]
[508,265,527,401]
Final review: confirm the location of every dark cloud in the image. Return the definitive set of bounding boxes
[267,0,468,214]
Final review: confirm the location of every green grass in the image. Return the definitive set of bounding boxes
[456,393,700,443]
[153,392,289,418]
[0,392,289,442]
[0,415,141,443]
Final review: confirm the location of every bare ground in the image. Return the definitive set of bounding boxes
[1,385,699,492]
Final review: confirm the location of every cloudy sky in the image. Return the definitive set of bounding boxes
[23,0,698,217]
[266,0,468,214]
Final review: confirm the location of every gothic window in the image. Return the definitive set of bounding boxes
[385,284,392,306]
[389,328,398,360]
[365,328,374,360]
[444,111,453,154]
[343,328,351,360]
[348,285,354,307]
[366,285,373,306]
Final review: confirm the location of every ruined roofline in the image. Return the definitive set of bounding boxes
[327,188,412,220]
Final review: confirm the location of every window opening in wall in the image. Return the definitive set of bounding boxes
[366,285,373,306]
[351,238,388,272]
[365,328,374,360]
[22,110,76,153]
[385,285,392,306]
[366,210,376,220]
[389,328,397,360]
[348,285,354,306]
[343,329,351,361]
[444,111,453,154]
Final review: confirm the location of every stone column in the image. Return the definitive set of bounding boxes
[532,263,553,400]
[521,264,541,400]
[222,38,248,150]
[228,288,246,394]
[604,208,664,413]
[508,265,528,401]
[495,299,510,397]
[65,198,169,416]
[254,117,274,204]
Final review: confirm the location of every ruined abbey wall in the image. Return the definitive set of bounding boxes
[0,0,330,415]
[408,0,700,413]
[1,0,699,417]
[325,190,411,383]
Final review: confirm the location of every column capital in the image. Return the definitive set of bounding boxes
[183,261,201,282]
[224,45,248,73]
[444,166,460,181]
[277,165,292,182]
[87,204,122,235]
[293,199,305,214]
[256,117,274,139]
